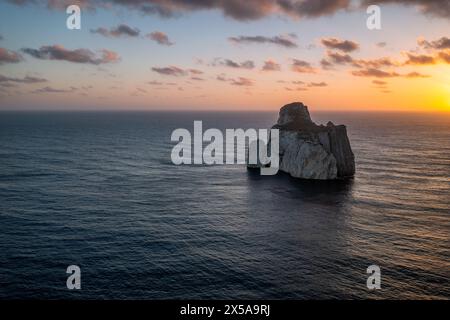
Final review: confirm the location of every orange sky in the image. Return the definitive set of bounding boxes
[0,1,450,112]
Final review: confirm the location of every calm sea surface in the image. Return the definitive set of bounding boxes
[0,111,449,299]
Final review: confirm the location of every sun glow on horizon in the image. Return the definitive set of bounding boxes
[0,1,449,113]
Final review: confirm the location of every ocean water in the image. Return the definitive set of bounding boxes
[0,111,449,300]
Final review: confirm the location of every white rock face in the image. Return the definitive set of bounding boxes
[249,102,355,180]
[279,131,338,179]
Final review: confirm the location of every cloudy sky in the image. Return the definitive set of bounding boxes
[0,0,449,111]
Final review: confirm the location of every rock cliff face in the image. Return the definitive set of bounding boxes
[258,102,355,179]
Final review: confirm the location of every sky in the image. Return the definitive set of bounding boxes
[0,0,449,112]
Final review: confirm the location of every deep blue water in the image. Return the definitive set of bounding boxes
[0,111,449,299]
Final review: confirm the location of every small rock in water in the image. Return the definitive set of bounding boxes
[250,102,355,180]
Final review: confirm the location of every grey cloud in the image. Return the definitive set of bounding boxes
[291,59,316,73]
[152,66,187,76]
[439,51,450,63]
[372,80,387,86]
[21,45,119,64]
[321,37,359,52]
[320,58,334,69]
[285,87,308,91]
[8,0,450,20]
[351,68,400,78]
[361,0,450,19]
[351,68,429,79]
[0,74,47,83]
[262,60,281,71]
[148,81,164,85]
[308,81,327,87]
[216,74,227,81]
[0,48,23,64]
[277,0,350,17]
[229,77,253,86]
[326,51,354,64]
[189,69,203,75]
[353,57,397,68]
[91,24,140,37]
[419,36,450,50]
[214,58,255,69]
[32,86,76,93]
[403,52,437,65]
[147,31,174,46]
[404,71,430,78]
[215,74,253,86]
[322,50,398,69]
[229,35,297,48]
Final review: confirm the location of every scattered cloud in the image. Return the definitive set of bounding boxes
[413,36,450,64]
[284,81,327,91]
[321,50,398,69]
[0,74,47,83]
[213,58,255,69]
[372,80,387,86]
[152,66,187,76]
[113,0,351,20]
[308,81,327,87]
[216,74,253,86]
[291,59,316,73]
[351,68,400,78]
[276,0,351,18]
[0,48,23,64]
[325,50,354,65]
[418,36,450,50]
[21,45,120,65]
[189,69,203,75]
[32,86,76,94]
[90,24,140,38]
[320,58,334,69]
[8,0,450,20]
[439,50,450,63]
[147,31,174,46]
[403,52,437,65]
[376,42,387,48]
[216,74,227,81]
[361,0,450,19]
[148,81,163,85]
[404,71,430,78]
[229,35,297,48]
[285,87,308,91]
[321,37,359,52]
[230,77,254,86]
[352,68,429,78]
[353,57,398,68]
[262,60,281,71]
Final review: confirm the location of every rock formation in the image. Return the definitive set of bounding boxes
[251,102,355,180]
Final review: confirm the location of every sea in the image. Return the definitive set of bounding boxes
[0,111,449,299]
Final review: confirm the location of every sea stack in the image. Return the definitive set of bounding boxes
[253,102,355,180]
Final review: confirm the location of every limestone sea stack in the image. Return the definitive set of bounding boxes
[253,102,355,180]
